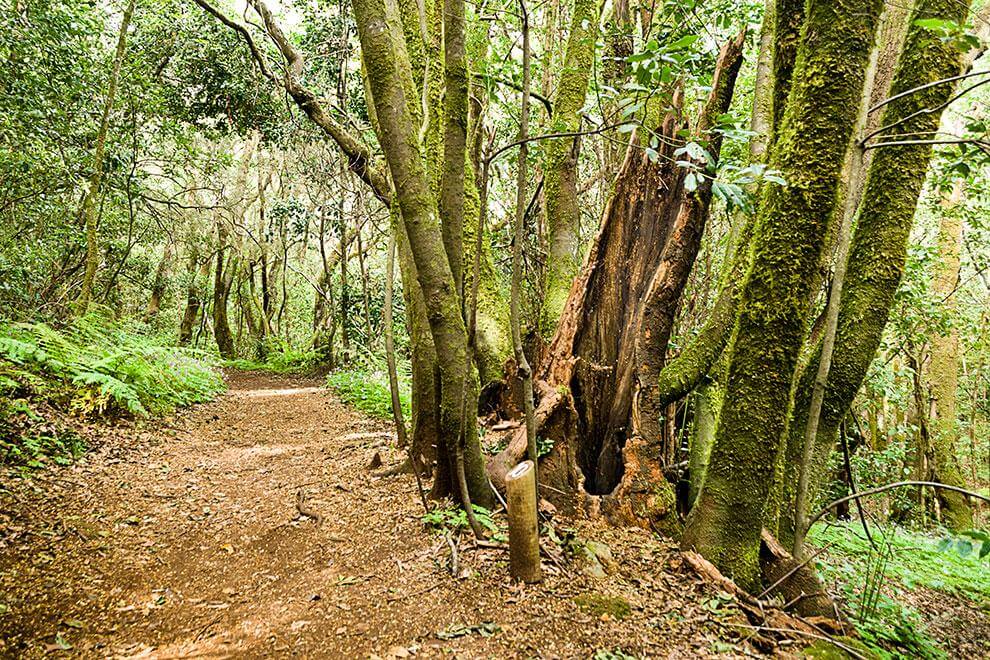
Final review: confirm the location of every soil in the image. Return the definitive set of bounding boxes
[0,371,765,659]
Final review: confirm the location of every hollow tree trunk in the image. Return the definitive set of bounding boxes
[489,33,745,533]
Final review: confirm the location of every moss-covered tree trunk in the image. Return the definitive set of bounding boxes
[777,0,974,545]
[539,0,602,337]
[179,253,209,346]
[681,0,884,591]
[929,173,972,530]
[352,0,492,507]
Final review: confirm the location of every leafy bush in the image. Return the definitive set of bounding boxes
[326,361,410,420]
[0,315,224,417]
[226,345,318,374]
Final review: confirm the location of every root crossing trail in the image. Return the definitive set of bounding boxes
[1,371,750,658]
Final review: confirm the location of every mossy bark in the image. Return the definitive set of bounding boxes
[539,0,602,337]
[76,0,136,315]
[777,0,973,545]
[768,0,803,145]
[929,192,972,531]
[681,0,884,591]
[352,0,492,507]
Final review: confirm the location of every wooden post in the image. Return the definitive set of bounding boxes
[506,460,541,583]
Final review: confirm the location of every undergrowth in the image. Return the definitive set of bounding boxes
[225,341,318,374]
[325,357,410,421]
[811,521,990,659]
[0,314,224,467]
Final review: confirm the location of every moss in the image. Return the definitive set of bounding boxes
[539,0,601,337]
[777,0,973,543]
[681,0,884,591]
[573,593,632,619]
[463,159,511,385]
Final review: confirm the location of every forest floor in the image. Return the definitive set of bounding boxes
[0,371,774,659]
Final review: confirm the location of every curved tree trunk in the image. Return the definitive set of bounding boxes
[777,0,976,546]
[352,0,492,508]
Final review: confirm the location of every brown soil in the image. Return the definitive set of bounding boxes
[0,371,768,658]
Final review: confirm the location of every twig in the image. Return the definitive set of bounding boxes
[444,531,460,577]
[386,580,443,603]
[295,488,324,528]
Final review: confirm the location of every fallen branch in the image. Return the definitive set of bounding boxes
[295,488,324,528]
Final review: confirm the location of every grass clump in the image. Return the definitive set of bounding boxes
[325,359,410,420]
[0,314,224,466]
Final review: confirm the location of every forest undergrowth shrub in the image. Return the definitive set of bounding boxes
[226,340,318,374]
[812,521,990,658]
[325,354,410,420]
[0,314,224,466]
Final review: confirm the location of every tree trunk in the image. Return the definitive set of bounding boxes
[179,253,210,346]
[489,34,745,534]
[777,0,975,545]
[682,0,884,591]
[76,0,136,315]
[145,240,174,321]
[539,0,602,337]
[352,0,492,508]
[929,176,973,530]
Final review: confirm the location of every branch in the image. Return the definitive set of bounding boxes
[809,480,990,529]
[869,69,990,113]
[486,122,626,164]
[193,0,393,205]
[190,0,274,81]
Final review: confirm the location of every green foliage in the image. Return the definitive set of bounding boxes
[936,529,990,561]
[421,502,503,540]
[226,343,318,374]
[326,361,410,421]
[0,313,224,424]
[592,649,638,660]
[812,522,990,659]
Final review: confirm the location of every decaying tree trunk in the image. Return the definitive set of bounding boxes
[489,33,745,533]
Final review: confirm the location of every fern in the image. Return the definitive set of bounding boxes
[0,314,224,421]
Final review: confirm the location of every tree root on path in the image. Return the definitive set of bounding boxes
[295,488,324,528]
[682,548,854,656]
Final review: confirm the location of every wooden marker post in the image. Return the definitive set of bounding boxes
[506,460,541,583]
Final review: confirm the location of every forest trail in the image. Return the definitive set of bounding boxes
[1,371,756,659]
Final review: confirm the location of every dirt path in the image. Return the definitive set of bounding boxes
[1,371,756,658]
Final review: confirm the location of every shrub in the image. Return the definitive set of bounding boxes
[325,359,410,421]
